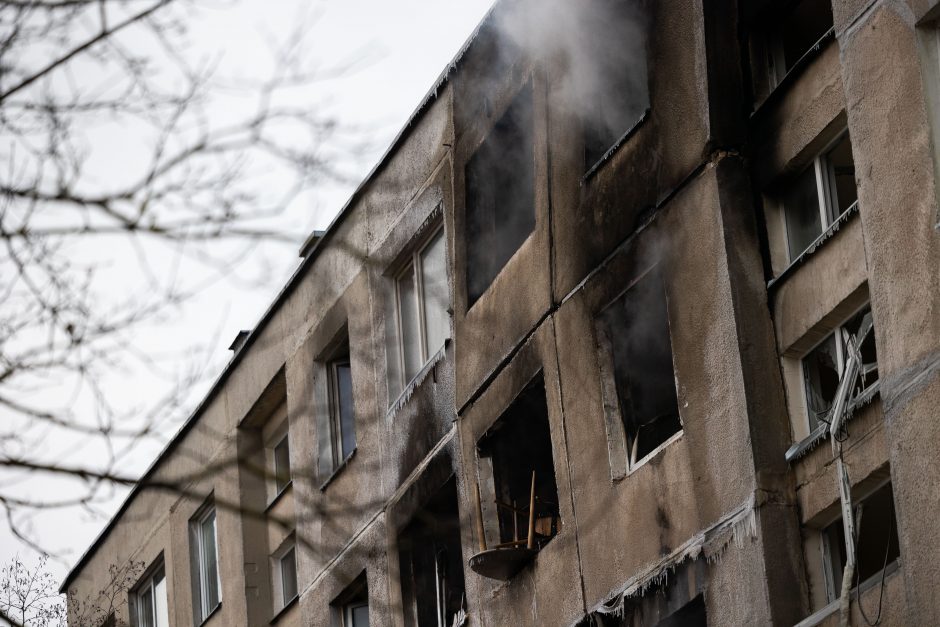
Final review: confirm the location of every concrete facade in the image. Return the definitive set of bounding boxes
[62,1,940,626]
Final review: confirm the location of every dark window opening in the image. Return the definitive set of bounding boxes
[802,306,878,433]
[465,81,536,306]
[598,270,680,466]
[332,574,370,627]
[589,591,708,627]
[398,478,466,627]
[329,341,356,464]
[583,0,649,170]
[822,483,900,602]
[478,376,560,549]
[274,434,291,494]
[766,0,833,83]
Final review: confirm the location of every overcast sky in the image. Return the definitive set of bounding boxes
[0,0,495,583]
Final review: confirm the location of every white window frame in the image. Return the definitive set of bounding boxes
[343,601,369,627]
[392,224,449,393]
[271,538,298,612]
[133,562,169,627]
[190,503,221,623]
[782,132,857,263]
[328,354,354,468]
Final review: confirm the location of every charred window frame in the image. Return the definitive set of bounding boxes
[800,305,879,437]
[464,80,536,307]
[271,536,298,613]
[474,375,561,561]
[331,573,369,627]
[582,0,650,175]
[398,477,466,627]
[752,0,834,99]
[131,559,169,627]
[814,482,900,607]
[189,500,221,624]
[595,268,681,479]
[389,221,450,402]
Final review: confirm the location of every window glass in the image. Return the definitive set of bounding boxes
[280,547,297,604]
[802,334,840,432]
[784,165,824,260]
[335,362,356,458]
[825,134,858,217]
[274,435,291,493]
[202,512,220,610]
[348,603,369,627]
[397,269,422,382]
[420,229,449,357]
[139,585,154,627]
[153,570,169,627]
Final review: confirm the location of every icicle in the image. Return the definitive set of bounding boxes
[386,344,448,422]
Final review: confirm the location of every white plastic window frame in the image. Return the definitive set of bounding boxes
[272,431,291,497]
[132,561,169,627]
[271,537,298,612]
[190,503,221,623]
[391,223,448,394]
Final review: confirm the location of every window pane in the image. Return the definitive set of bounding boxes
[825,133,858,218]
[349,603,370,627]
[139,585,154,627]
[397,269,422,382]
[202,512,220,611]
[281,547,298,604]
[420,230,449,357]
[336,362,356,458]
[154,570,169,627]
[784,165,823,260]
[274,436,291,493]
[802,334,840,432]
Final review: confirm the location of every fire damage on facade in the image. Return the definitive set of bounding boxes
[61,0,940,626]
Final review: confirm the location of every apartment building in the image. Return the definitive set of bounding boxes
[61,0,940,625]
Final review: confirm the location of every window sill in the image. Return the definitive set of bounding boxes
[794,560,900,627]
[265,481,293,514]
[198,602,222,627]
[767,201,859,292]
[582,108,650,183]
[386,340,449,421]
[270,594,299,624]
[318,449,356,492]
[752,28,835,117]
[613,429,683,482]
[785,382,880,463]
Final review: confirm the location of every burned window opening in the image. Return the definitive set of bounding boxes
[470,375,560,580]
[464,80,536,306]
[597,269,681,470]
[802,306,879,435]
[821,482,900,603]
[398,477,466,627]
[764,0,834,88]
[582,0,650,171]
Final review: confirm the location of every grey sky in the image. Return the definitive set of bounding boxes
[0,0,494,582]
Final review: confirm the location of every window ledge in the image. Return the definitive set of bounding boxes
[582,108,650,183]
[768,201,859,292]
[752,28,836,117]
[318,449,356,492]
[386,340,449,421]
[198,602,222,627]
[270,594,299,624]
[619,429,683,481]
[785,382,880,463]
[794,560,900,627]
[265,481,293,513]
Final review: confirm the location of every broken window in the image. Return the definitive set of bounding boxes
[782,131,858,261]
[464,81,536,306]
[398,477,466,627]
[273,432,291,495]
[597,269,681,471]
[820,483,900,603]
[132,561,169,627]
[763,0,834,87]
[583,0,650,170]
[802,306,879,434]
[470,375,560,580]
[332,574,370,627]
[390,224,450,401]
